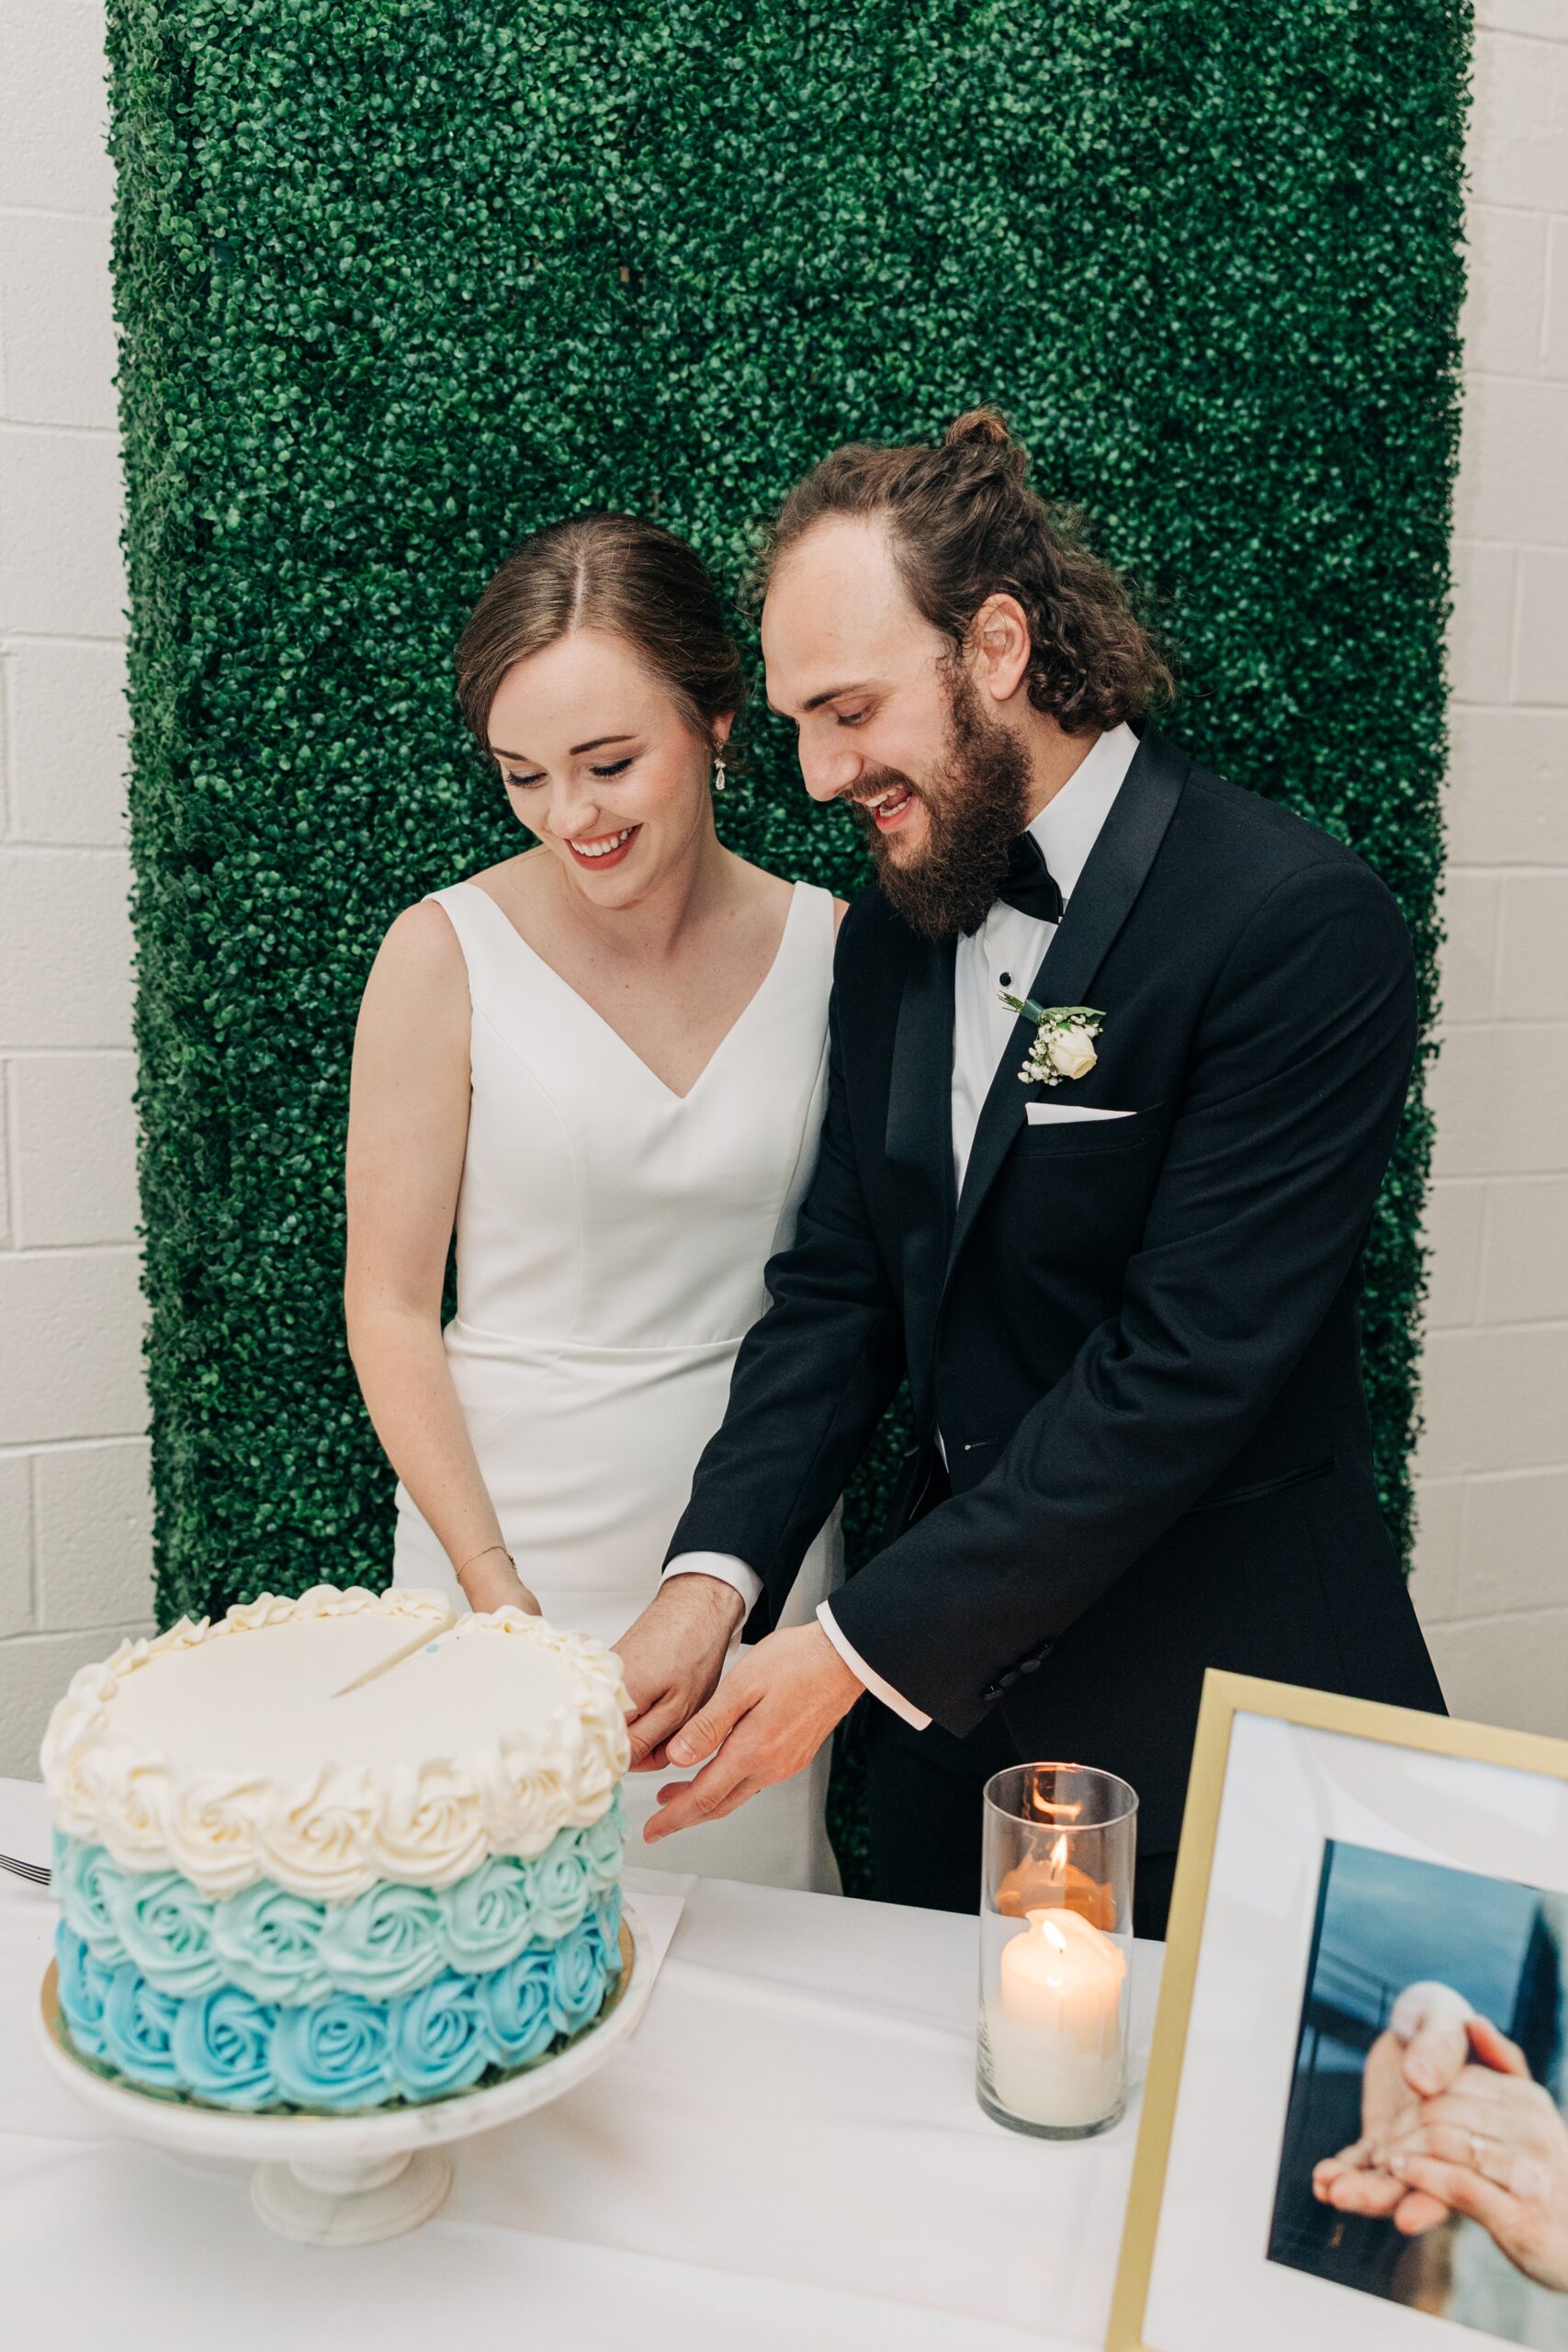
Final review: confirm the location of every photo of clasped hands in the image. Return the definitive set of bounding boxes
[1313,1980,1568,2294]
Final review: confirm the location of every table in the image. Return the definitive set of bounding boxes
[1,1778,1160,2351]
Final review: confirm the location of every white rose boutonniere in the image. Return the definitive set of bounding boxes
[999,991,1107,1089]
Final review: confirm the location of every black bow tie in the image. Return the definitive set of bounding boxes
[994,831,1064,925]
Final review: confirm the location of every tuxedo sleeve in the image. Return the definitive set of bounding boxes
[663,968,906,1632]
[827,856,1419,1736]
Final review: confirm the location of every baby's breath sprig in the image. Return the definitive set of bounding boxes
[999,994,1107,1088]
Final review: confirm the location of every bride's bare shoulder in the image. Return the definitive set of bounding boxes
[370,851,529,982]
[363,899,467,1009]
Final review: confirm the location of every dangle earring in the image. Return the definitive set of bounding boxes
[712,755,727,796]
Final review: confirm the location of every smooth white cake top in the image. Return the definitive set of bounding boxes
[40,1586,631,1897]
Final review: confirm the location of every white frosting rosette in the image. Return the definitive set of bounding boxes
[163,1774,272,1896]
[368,1760,490,1889]
[39,1586,628,1896]
[254,1767,379,1902]
[476,1750,574,1862]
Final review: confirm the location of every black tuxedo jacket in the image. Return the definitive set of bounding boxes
[668,725,1443,1853]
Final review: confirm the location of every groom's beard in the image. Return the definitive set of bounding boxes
[851,673,1032,943]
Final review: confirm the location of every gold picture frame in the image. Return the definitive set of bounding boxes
[1106,1669,1568,2352]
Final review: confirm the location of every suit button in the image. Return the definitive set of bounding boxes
[999,1669,1019,1690]
[1019,1657,1041,1674]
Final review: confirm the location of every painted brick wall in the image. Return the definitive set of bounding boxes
[0,0,1562,1776]
[0,0,152,1774]
[1411,0,1568,1736]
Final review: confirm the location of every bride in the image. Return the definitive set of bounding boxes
[344,513,843,1893]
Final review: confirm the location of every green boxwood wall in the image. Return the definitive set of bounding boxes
[110,3,1467,1758]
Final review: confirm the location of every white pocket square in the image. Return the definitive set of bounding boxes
[1025,1104,1135,1125]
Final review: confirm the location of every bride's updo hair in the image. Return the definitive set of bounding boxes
[759,408,1172,735]
[457,513,746,752]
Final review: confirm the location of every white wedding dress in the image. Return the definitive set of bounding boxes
[389,875,842,1893]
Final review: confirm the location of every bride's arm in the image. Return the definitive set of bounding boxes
[344,902,536,1615]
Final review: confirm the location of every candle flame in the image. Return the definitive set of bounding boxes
[1050,1833,1068,1878]
[1040,1917,1068,1954]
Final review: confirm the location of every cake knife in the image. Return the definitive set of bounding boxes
[331,1613,456,1699]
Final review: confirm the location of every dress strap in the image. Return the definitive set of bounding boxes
[423,881,523,1010]
[761,881,837,1031]
[788,879,838,967]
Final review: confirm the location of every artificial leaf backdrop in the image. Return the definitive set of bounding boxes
[108,0,1467,1875]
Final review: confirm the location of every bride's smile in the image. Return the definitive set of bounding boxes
[565,825,640,865]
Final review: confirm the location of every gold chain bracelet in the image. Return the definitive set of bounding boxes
[456,1543,514,1582]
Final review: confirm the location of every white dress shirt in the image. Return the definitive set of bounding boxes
[665,724,1141,1730]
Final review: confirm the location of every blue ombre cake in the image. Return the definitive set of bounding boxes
[40,1587,631,2111]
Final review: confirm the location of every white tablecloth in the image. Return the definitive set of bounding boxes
[0,1779,1160,2350]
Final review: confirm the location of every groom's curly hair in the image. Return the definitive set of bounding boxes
[756,410,1173,736]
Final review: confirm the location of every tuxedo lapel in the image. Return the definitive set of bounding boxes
[885,931,956,1429]
[944,727,1190,1284]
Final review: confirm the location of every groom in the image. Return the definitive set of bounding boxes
[615,410,1444,1936]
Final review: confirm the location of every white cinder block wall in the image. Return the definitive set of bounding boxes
[0,0,152,1775]
[1412,0,1568,1736]
[0,0,1562,1775]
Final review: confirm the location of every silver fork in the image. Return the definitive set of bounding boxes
[0,1851,50,1888]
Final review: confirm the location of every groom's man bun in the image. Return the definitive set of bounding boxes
[761,408,1173,736]
[942,405,1019,453]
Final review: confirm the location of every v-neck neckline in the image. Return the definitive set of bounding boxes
[460,878,806,1105]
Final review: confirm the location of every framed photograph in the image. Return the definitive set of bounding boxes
[1107,1672,1568,2352]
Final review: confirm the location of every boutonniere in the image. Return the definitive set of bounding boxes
[998,992,1106,1088]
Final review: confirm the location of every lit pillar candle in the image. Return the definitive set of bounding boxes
[987,1906,1127,2128]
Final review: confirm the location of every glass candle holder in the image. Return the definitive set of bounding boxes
[977,1762,1137,2140]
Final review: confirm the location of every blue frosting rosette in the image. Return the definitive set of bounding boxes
[55,1835,129,1967]
[547,1918,608,2037]
[530,1833,593,1941]
[585,1886,624,1978]
[479,1945,558,2067]
[209,1879,331,2004]
[101,1963,184,2088]
[317,1880,445,2000]
[270,1993,392,2110]
[106,1868,222,1997]
[56,1921,117,2059]
[391,1971,491,2098]
[580,1795,624,1884]
[441,1855,536,1972]
[171,1985,277,2108]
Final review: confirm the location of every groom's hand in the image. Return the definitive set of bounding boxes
[644,1623,863,1843]
[615,1577,746,1772]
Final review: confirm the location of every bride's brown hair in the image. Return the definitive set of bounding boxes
[457,513,746,752]
[758,409,1172,736]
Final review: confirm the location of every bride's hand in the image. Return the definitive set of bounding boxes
[458,1549,542,1616]
[615,1577,745,1771]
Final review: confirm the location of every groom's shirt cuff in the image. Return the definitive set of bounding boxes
[661,1560,932,1732]
[662,1552,764,1614]
[816,1601,932,1733]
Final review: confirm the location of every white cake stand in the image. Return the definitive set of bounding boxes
[36,1905,654,2245]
